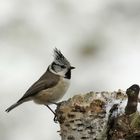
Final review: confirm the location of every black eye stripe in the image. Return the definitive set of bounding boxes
[61,65,66,68]
[52,62,66,68]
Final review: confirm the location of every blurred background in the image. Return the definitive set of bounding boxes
[1,0,140,139]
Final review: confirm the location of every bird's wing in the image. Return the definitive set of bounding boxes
[18,71,60,102]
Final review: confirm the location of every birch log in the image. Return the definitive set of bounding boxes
[56,84,140,140]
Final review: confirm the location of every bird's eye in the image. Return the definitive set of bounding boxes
[61,65,66,68]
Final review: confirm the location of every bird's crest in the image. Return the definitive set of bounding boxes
[53,48,70,67]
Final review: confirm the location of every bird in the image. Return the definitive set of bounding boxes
[5,48,75,114]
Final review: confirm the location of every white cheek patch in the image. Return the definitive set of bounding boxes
[57,69,68,77]
[49,65,67,77]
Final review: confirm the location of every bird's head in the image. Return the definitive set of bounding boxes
[49,48,75,79]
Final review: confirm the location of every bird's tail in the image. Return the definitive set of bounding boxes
[5,101,23,113]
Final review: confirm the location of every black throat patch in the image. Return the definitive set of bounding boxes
[65,69,71,79]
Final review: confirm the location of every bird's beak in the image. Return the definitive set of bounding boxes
[70,66,75,70]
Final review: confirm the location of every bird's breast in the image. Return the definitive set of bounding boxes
[34,77,70,104]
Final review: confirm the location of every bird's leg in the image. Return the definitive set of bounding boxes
[45,105,58,122]
[45,105,56,115]
[45,102,62,122]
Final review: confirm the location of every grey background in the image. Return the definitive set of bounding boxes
[1,0,140,140]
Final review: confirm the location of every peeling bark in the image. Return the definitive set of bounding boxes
[56,85,140,140]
